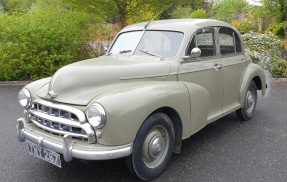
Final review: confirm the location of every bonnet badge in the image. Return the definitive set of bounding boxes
[47,90,57,99]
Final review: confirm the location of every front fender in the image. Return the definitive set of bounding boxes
[239,63,266,105]
[88,81,191,146]
[24,77,51,100]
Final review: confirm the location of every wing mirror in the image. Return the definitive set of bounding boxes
[182,48,201,61]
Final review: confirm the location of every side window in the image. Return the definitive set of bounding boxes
[219,27,242,55]
[186,28,215,58]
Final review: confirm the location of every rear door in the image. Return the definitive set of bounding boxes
[218,27,246,114]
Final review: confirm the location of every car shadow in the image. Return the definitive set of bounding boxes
[43,112,248,182]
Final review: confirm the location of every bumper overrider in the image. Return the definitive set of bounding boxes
[16,118,132,162]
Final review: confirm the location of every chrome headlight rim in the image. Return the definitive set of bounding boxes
[86,103,107,129]
[18,88,32,108]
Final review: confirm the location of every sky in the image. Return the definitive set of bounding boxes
[246,0,263,6]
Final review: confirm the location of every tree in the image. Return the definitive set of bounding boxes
[61,0,201,28]
[263,0,287,23]
[1,0,36,13]
[61,0,173,28]
[190,8,207,19]
[170,6,194,19]
[211,0,249,23]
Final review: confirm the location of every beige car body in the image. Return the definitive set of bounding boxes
[17,19,266,162]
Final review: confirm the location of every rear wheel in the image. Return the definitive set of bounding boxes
[126,113,175,180]
[236,80,257,121]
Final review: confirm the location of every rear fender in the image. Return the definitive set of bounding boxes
[239,63,266,106]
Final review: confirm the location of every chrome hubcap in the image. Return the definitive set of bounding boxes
[148,135,165,159]
[142,125,169,168]
[247,91,254,109]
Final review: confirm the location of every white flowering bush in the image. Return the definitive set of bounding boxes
[242,32,287,78]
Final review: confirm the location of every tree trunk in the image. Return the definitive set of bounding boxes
[120,14,127,29]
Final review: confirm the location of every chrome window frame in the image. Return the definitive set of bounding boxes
[218,27,243,57]
[183,27,218,62]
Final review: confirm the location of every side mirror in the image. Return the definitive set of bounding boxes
[182,48,201,61]
[190,48,201,58]
[104,47,108,53]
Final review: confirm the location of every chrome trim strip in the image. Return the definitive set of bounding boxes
[119,74,168,80]
[223,62,244,67]
[16,118,133,161]
[33,99,86,124]
[178,67,214,74]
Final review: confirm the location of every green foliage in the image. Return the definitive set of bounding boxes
[0,3,4,13]
[232,18,257,34]
[242,32,286,78]
[190,8,207,19]
[211,0,249,23]
[0,0,99,81]
[61,0,173,28]
[265,21,287,38]
[4,0,35,13]
[263,0,287,23]
[170,6,193,19]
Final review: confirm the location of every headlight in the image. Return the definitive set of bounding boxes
[87,103,107,129]
[18,88,31,108]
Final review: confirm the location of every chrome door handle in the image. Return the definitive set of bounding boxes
[242,59,246,63]
[214,63,223,70]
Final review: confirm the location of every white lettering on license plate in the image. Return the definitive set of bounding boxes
[27,141,62,168]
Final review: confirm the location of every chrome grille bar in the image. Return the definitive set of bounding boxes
[30,117,87,138]
[32,99,86,124]
[28,99,96,143]
[29,109,82,128]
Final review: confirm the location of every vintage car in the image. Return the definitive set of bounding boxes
[16,19,266,180]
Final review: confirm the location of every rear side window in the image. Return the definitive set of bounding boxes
[186,27,216,58]
[219,27,242,55]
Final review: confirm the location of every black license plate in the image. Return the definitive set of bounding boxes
[27,141,61,168]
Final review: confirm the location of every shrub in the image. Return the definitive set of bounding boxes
[242,32,286,78]
[190,8,207,19]
[0,0,107,81]
[265,21,287,39]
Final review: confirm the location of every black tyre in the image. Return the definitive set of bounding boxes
[236,80,257,121]
[126,113,175,180]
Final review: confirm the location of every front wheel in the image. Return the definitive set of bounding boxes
[126,113,175,180]
[236,80,257,121]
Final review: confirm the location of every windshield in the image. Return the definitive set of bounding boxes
[108,30,184,58]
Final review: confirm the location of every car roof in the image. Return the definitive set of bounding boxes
[121,19,235,33]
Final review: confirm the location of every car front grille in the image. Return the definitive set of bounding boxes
[27,99,96,143]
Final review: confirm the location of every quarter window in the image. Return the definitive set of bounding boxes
[219,27,242,55]
[186,28,216,58]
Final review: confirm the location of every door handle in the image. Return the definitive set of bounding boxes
[242,59,246,63]
[214,63,223,71]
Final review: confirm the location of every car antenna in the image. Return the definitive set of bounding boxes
[144,9,164,30]
[144,21,151,29]
[152,9,164,21]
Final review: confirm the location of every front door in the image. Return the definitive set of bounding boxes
[178,27,224,124]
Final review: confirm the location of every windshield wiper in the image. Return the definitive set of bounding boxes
[138,50,163,60]
[119,50,132,54]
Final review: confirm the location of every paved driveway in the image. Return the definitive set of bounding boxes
[0,79,286,182]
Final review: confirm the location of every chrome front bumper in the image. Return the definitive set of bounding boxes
[16,118,132,162]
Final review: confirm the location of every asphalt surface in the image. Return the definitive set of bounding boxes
[0,79,287,182]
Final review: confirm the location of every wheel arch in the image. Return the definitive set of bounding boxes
[151,107,183,154]
[252,76,262,90]
[239,63,266,105]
